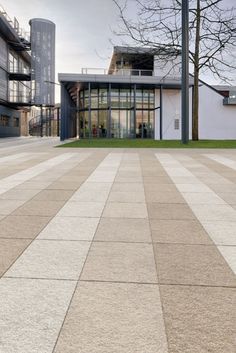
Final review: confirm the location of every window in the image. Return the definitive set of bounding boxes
[13,117,19,127]
[0,115,10,126]
[174,118,180,130]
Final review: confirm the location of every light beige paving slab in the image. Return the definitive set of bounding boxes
[218,246,236,274]
[143,176,173,184]
[0,199,25,215]
[111,182,144,192]
[0,238,31,277]
[108,190,145,203]
[182,192,225,205]
[115,176,143,183]
[175,183,212,192]
[95,218,151,242]
[5,240,91,280]
[71,183,112,202]
[54,281,168,353]
[0,188,41,200]
[102,202,148,219]
[58,201,105,217]
[201,221,236,245]
[150,219,212,244]
[0,278,76,353]
[154,243,236,286]
[38,217,99,241]
[81,242,157,283]
[160,285,236,353]
[190,204,236,221]
[0,215,51,239]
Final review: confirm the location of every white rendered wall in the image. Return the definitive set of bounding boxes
[154,88,192,140]
[199,85,236,139]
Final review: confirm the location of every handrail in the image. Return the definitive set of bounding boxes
[81,68,153,76]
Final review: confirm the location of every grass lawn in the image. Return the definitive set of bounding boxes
[58,139,236,148]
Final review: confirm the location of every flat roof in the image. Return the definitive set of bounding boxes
[58,73,194,88]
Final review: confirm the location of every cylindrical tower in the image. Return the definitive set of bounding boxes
[29,18,55,106]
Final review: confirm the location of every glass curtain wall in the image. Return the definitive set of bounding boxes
[78,84,154,139]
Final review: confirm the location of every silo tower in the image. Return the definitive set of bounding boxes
[29,18,55,106]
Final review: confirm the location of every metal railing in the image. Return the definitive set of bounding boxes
[81,68,153,76]
[9,94,31,104]
[223,97,236,105]
[9,66,31,75]
[0,4,30,42]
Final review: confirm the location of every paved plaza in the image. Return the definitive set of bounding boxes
[0,137,235,353]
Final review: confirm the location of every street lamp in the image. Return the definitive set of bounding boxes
[181,0,189,144]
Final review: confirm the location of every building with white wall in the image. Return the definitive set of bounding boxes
[59,46,236,141]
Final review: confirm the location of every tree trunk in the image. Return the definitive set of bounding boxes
[192,0,200,141]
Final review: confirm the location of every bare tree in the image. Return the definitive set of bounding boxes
[113,0,236,140]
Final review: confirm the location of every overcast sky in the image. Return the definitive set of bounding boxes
[1,0,236,101]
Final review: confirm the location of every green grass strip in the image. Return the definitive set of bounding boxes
[57,139,236,149]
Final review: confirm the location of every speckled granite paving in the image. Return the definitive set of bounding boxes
[0,137,235,353]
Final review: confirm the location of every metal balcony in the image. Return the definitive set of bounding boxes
[9,68,31,81]
[223,97,236,105]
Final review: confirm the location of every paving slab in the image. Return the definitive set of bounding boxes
[103,201,148,218]
[13,200,65,217]
[0,215,51,239]
[0,238,31,277]
[38,216,99,241]
[54,282,168,353]
[0,278,76,353]
[95,218,151,242]
[150,219,212,244]
[5,240,91,280]
[58,201,105,217]
[147,203,195,220]
[81,242,157,283]
[160,285,236,353]
[154,243,236,286]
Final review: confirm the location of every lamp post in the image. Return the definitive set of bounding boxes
[181,0,189,144]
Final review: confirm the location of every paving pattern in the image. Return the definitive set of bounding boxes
[0,137,235,353]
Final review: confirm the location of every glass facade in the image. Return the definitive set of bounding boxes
[78,85,155,138]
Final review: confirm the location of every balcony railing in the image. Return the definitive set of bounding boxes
[81,68,153,76]
[9,67,31,75]
[0,4,30,42]
[223,97,236,105]
[9,94,31,104]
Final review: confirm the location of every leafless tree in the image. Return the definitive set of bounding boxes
[113,0,236,140]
